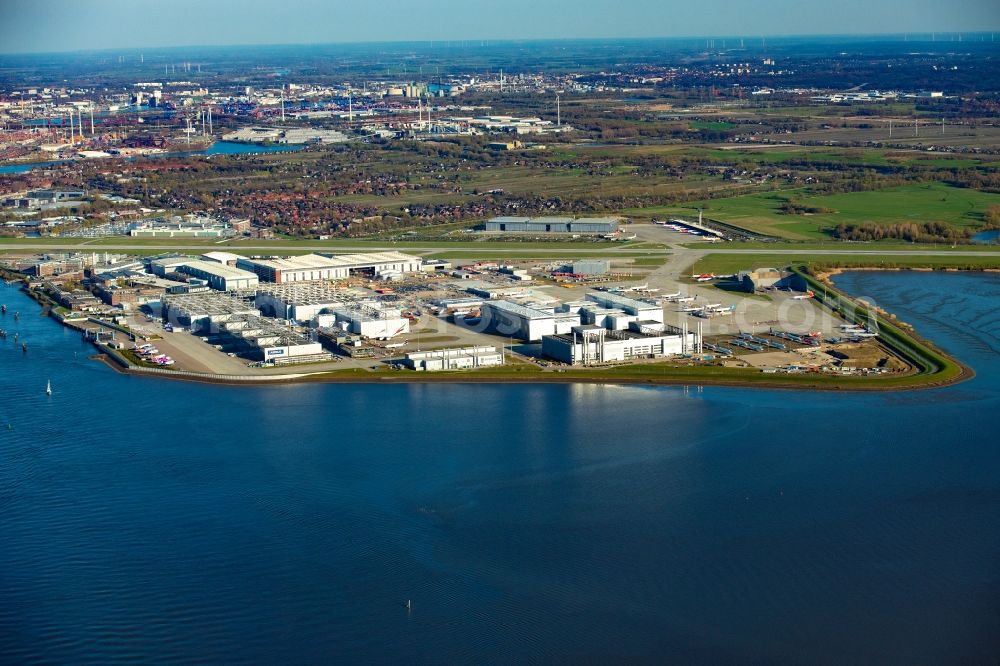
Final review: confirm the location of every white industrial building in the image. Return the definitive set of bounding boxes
[402,346,504,371]
[160,291,328,363]
[541,324,697,366]
[150,257,259,291]
[236,251,422,284]
[480,300,553,340]
[218,314,326,363]
[315,304,409,339]
[161,292,259,333]
[200,251,243,266]
[580,305,638,331]
[478,300,578,341]
[255,283,345,321]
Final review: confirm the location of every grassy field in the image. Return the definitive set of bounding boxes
[423,250,665,260]
[689,120,736,131]
[681,241,1000,252]
[629,183,1000,240]
[689,252,1000,275]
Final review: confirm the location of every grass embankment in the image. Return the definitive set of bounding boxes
[119,349,175,370]
[690,252,1000,276]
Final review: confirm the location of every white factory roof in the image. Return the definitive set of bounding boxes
[243,251,418,270]
[177,259,258,280]
[241,253,345,270]
[483,300,554,320]
[315,251,420,267]
[150,257,190,268]
[255,282,345,306]
[586,291,658,311]
[201,251,243,264]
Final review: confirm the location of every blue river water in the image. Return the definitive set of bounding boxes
[0,271,998,663]
[0,142,300,174]
[0,160,72,174]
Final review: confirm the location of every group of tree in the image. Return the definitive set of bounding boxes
[830,221,973,244]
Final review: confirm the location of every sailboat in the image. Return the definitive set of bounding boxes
[46,380,51,396]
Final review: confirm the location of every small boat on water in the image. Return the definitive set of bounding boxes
[46,380,51,396]
[1,304,6,314]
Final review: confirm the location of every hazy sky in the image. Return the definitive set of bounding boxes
[1,0,998,54]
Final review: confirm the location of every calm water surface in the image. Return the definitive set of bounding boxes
[0,272,997,664]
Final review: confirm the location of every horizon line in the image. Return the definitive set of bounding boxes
[2,31,998,58]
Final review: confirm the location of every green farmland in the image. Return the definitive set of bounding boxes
[628,183,1000,240]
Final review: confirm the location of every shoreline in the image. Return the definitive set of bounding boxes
[92,349,975,393]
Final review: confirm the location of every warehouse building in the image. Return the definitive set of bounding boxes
[315,304,410,339]
[149,257,259,291]
[255,283,345,321]
[161,292,259,333]
[585,292,663,324]
[200,251,243,266]
[581,306,637,331]
[484,216,621,235]
[541,324,696,366]
[402,346,504,371]
[480,300,554,341]
[236,251,421,284]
